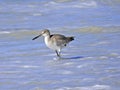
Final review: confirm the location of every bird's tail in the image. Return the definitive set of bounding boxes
[66,36,74,43]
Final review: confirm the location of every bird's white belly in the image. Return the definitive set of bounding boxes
[44,37,59,51]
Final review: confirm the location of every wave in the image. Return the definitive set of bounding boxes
[56,84,111,90]
[42,0,120,10]
[0,25,120,36]
[72,26,120,33]
[44,0,97,9]
[0,31,11,34]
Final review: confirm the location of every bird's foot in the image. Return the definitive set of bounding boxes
[53,55,62,60]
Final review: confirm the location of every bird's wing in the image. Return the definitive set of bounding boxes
[50,34,67,46]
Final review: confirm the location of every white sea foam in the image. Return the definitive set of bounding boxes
[90,41,110,46]
[32,13,42,16]
[77,65,84,68]
[77,64,87,68]
[0,31,11,34]
[56,85,111,90]
[74,1,97,8]
[44,0,97,9]
[99,56,109,60]
[80,56,94,60]
[20,65,39,68]
[92,85,111,90]
[109,53,119,57]
[58,70,73,75]
[63,62,74,66]
[61,70,73,74]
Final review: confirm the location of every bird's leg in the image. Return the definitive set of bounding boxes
[55,50,61,57]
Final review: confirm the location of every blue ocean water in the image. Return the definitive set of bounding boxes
[0,0,120,30]
[0,0,120,90]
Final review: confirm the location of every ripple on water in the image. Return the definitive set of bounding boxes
[98,56,109,60]
[90,41,110,46]
[117,56,120,59]
[20,65,39,69]
[108,53,120,58]
[55,85,111,90]
[62,62,74,66]
[77,64,88,68]
[79,56,94,60]
[79,54,119,61]
[60,70,73,75]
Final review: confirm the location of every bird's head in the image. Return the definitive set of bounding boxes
[32,29,50,40]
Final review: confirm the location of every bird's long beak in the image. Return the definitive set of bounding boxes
[32,34,42,40]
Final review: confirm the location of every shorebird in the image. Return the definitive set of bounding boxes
[32,29,74,58]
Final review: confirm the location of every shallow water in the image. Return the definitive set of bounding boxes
[0,0,120,90]
[0,30,120,90]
